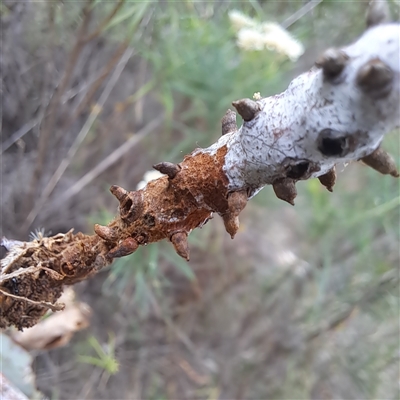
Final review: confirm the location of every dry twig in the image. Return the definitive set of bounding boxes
[1,15,399,330]
[23,47,135,231]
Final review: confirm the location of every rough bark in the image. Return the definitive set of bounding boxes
[1,22,399,330]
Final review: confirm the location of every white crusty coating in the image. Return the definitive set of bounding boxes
[203,24,400,195]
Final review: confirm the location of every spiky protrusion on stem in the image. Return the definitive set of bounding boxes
[153,162,181,179]
[222,190,248,239]
[221,109,237,136]
[232,98,260,121]
[361,147,400,177]
[170,232,190,261]
[318,168,337,192]
[272,178,297,206]
[366,0,391,28]
[315,48,349,82]
[1,21,399,330]
[356,58,394,99]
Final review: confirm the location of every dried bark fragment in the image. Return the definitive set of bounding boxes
[361,147,400,177]
[0,231,105,330]
[318,167,337,192]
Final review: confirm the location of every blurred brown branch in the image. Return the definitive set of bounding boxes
[82,0,126,44]
[27,1,94,214]
[22,46,135,233]
[25,0,128,231]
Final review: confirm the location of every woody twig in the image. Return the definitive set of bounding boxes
[1,18,399,330]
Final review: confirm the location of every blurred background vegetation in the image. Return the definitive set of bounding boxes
[1,0,399,399]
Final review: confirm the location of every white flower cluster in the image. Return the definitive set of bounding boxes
[228,10,304,61]
[229,9,257,31]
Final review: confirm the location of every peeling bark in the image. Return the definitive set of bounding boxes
[1,23,399,330]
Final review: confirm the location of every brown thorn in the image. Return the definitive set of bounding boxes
[366,0,390,28]
[318,167,337,192]
[315,48,349,81]
[221,190,248,238]
[108,237,139,259]
[109,185,143,222]
[357,58,393,99]
[119,191,143,223]
[227,190,248,216]
[110,185,128,202]
[361,147,399,177]
[153,162,181,179]
[221,109,237,135]
[222,214,240,239]
[272,178,297,206]
[170,232,190,261]
[232,98,260,121]
[94,224,118,242]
